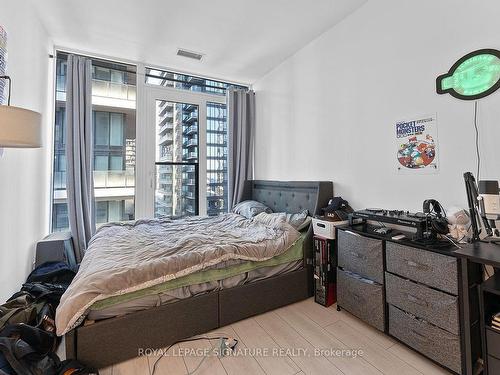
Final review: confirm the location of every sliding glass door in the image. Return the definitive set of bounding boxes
[154,100,199,217]
[136,85,227,219]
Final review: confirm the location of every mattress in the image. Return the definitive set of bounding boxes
[86,232,307,321]
[57,213,301,335]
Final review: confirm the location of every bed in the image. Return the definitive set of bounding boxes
[63,180,333,368]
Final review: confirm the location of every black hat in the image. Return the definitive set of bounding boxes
[322,197,349,213]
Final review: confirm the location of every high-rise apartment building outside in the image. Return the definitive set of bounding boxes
[52,57,245,231]
[52,54,137,231]
[148,70,236,218]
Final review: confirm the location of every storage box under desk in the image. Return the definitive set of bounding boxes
[481,274,500,374]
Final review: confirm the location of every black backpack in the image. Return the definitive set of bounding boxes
[0,324,97,375]
[26,262,77,286]
[0,292,53,334]
[18,282,68,307]
[0,262,77,332]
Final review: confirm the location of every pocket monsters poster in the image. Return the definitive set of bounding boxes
[395,114,439,174]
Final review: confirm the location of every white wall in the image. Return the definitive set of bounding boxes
[0,1,53,301]
[254,0,500,213]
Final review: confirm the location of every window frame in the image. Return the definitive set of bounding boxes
[49,49,250,231]
[49,51,138,232]
[137,84,227,218]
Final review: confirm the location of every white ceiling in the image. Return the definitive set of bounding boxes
[31,0,367,84]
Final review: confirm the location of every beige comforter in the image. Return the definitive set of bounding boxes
[56,213,299,335]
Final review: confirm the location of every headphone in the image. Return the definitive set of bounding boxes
[422,199,449,235]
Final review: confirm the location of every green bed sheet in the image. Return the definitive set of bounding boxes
[90,232,307,311]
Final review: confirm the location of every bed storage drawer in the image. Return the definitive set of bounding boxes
[389,305,461,374]
[385,272,459,334]
[75,292,219,369]
[386,242,458,295]
[337,268,384,331]
[219,268,310,326]
[337,230,383,283]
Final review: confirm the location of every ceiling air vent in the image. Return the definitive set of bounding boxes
[177,48,204,61]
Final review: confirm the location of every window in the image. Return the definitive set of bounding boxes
[110,156,123,171]
[95,112,110,146]
[146,68,247,218]
[206,102,228,215]
[110,113,124,146]
[154,100,199,218]
[51,53,137,232]
[52,203,69,231]
[145,68,246,95]
[94,156,108,171]
[52,53,248,230]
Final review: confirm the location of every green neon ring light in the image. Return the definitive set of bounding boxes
[436,48,500,100]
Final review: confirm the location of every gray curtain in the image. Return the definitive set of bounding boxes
[65,54,95,261]
[227,88,255,209]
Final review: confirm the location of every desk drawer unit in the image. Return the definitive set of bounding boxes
[389,305,461,374]
[337,230,384,284]
[386,242,458,295]
[337,268,385,331]
[385,272,459,334]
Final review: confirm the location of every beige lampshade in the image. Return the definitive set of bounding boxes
[0,105,42,148]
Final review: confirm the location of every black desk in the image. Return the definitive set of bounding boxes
[455,242,500,375]
[455,242,500,269]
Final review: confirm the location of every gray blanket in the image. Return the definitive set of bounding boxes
[55,213,299,335]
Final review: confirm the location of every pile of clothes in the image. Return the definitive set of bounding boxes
[0,261,96,375]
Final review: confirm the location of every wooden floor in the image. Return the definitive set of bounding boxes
[99,298,452,375]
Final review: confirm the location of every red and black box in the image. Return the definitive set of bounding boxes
[313,235,337,307]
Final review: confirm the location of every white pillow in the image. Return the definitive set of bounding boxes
[286,209,311,231]
[232,200,272,218]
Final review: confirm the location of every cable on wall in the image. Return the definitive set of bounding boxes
[473,101,480,180]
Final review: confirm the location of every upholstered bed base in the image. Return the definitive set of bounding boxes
[65,180,333,369]
[66,268,312,368]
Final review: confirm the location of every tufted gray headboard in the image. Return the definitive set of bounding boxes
[240,180,333,215]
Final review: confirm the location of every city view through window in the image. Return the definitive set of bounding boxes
[146,69,240,218]
[52,54,137,231]
[52,55,246,231]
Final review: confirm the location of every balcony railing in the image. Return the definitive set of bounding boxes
[155,161,199,218]
[92,79,136,101]
[158,115,174,127]
[158,105,173,117]
[183,126,197,135]
[56,77,137,106]
[53,170,135,190]
[183,152,198,160]
[183,104,196,112]
[183,139,198,148]
[183,113,198,124]
[158,134,173,145]
[94,170,135,188]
